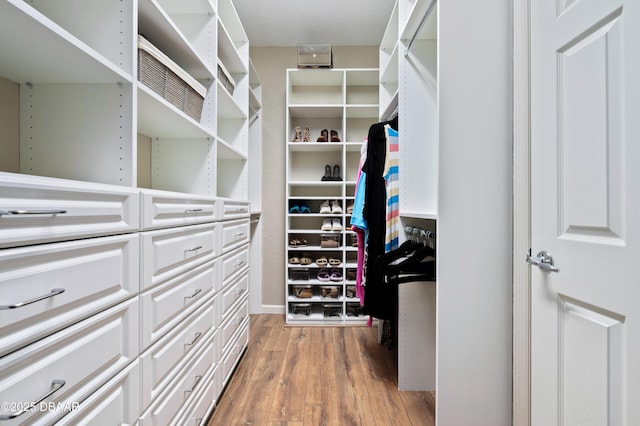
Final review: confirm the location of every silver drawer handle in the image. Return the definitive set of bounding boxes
[185,245,203,253]
[0,379,65,420]
[234,260,246,269]
[0,209,67,216]
[235,288,245,297]
[0,288,65,310]
[185,289,202,300]
[227,207,247,213]
[185,208,203,213]
[184,332,202,350]
[235,232,245,239]
[185,375,202,394]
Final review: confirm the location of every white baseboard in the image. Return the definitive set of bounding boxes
[260,304,286,314]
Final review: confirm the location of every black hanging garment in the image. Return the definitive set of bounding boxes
[362,118,398,320]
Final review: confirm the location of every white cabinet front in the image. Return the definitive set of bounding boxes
[0,172,139,248]
[0,298,139,425]
[0,233,139,357]
[140,189,219,230]
[141,222,220,290]
[221,218,250,253]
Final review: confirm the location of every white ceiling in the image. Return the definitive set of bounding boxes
[232,0,396,47]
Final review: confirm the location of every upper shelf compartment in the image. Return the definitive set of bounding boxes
[138,0,216,82]
[400,0,437,44]
[0,0,132,84]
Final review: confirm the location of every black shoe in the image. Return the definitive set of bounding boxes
[321,164,332,181]
[332,164,342,181]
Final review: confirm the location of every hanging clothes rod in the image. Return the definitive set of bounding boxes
[404,0,437,57]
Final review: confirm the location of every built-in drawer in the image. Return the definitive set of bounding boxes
[0,297,139,425]
[220,272,249,322]
[220,199,250,220]
[138,331,215,426]
[221,321,249,385]
[140,189,219,230]
[221,244,249,285]
[221,218,250,253]
[175,364,220,426]
[141,222,220,290]
[0,171,139,248]
[140,297,217,409]
[0,233,139,357]
[56,360,141,425]
[221,296,249,351]
[140,259,218,350]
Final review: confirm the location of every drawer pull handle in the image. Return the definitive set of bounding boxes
[185,245,203,253]
[184,332,202,350]
[235,232,245,239]
[0,379,65,420]
[185,375,202,394]
[0,288,65,310]
[0,209,67,216]
[185,289,202,300]
[235,288,245,298]
[234,260,246,269]
[185,208,203,213]
[227,207,248,213]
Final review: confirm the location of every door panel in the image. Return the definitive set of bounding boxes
[530,0,640,424]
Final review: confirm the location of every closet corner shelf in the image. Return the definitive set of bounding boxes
[400,211,438,220]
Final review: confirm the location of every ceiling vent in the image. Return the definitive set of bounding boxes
[297,44,333,69]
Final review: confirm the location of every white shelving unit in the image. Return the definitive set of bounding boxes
[285,68,378,325]
[0,0,256,423]
[380,0,438,220]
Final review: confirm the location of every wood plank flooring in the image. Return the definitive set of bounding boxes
[208,314,435,425]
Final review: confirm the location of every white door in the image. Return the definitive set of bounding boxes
[530,0,640,425]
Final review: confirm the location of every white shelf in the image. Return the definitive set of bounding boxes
[285,68,378,325]
[0,1,132,84]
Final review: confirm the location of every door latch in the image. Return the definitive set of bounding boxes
[527,248,560,272]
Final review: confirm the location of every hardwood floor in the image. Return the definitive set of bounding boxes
[208,314,435,425]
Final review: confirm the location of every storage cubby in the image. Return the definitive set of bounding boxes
[285,68,377,325]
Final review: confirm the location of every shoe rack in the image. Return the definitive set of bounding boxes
[285,68,378,325]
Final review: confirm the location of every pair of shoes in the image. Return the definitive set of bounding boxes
[318,200,342,214]
[289,238,308,247]
[320,164,341,181]
[294,285,313,298]
[316,129,341,142]
[321,218,342,231]
[321,286,339,298]
[292,126,311,142]
[289,201,311,213]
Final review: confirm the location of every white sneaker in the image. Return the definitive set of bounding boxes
[321,219,333,231]
[332,219,343,231]
[319,200,331,214]
[330,200,343,214]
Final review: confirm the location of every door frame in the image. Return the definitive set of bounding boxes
[513,0,531,424]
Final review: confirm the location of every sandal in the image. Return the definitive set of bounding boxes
[317,268,331,282]
[299,201,311,213]
[328,257,341,266]
[329,269,343,282]
[289,238,308,247]
[315,256,328,266]
[289,203,300,213]
[300,254,312,265]
[288,256,300,264]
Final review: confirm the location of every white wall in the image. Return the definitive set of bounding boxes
[0,76,20,173]
[436,0,513,425]
[249,46,379,311]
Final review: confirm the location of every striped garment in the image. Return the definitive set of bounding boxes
[383,125,399,252]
